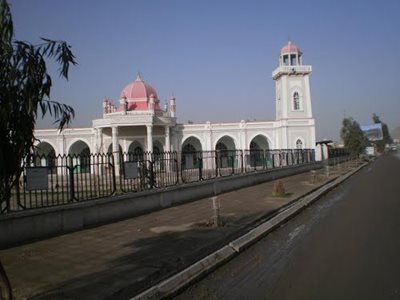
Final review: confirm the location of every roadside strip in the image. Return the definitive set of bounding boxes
[131,161,369,300]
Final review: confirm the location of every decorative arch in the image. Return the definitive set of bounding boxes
[214,135,236,151]
[181,136,203,153]
[215,135,237,170]
[125,141,144,162]
[33,141,57,170]
[248,134,271,150]
[68,140,91,173]
[128,141,144,154]
[181,136,203,169]
[67,138,92,155]
[34,141,56,156]
[68,140,90,156]
[34,140,58,155]
[248,135,270,168]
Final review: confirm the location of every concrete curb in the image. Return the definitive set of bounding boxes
[131,162,368,300]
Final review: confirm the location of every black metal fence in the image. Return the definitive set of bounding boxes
[119,151,179,193]
[3,148,317,214]
[3,153,115,213]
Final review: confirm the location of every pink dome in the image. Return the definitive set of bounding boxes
[281,41,302,54]
[120,73,158,100]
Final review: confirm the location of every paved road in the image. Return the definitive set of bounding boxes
[175,152,400,300]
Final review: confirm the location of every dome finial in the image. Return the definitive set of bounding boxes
[136,72,142,81]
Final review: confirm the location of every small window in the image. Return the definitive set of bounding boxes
[293,92,300,110]
[296,139,303,149]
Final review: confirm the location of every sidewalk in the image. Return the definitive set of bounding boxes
[0,162,359,299]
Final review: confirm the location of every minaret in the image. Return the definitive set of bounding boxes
[272,41,313,121]
[168,96,176,118]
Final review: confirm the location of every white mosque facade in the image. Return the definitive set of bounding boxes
[34,42,316,161]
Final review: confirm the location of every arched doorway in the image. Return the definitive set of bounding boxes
[182,136,202,152]
[33,141,56,170]
[69,140,91,173]
[215,136,236,170]
[215,136,236,152]
[182,136,203,169]
[127,141,144,161]
[128,141,144,154]
[249,135,270,168]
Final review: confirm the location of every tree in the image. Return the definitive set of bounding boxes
[372,113,393,152]
[0,1,76,298]
[340,117,368,155]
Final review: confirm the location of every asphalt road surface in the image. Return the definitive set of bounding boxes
[174,152,400,300]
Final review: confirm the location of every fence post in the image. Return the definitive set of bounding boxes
[198,154,203,180]
[110,153,117,194]
[149,161,155,188]
[240,150,244,174]
[174,152,179,184]
[68,156,75,201]
[215,151,219,177]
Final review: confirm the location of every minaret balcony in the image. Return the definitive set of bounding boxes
[272,65,312,79]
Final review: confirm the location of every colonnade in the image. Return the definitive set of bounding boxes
[95,125,172,174]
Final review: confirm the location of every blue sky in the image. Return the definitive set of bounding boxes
[9,0,400,141]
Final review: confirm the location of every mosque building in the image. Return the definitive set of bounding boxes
[33,41,316,161]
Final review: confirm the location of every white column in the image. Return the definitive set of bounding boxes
[95,128,103,153]
[98,128,103,153]
[57,135,65,176]
[112,126,120,173]
[94,128,104,175]
[165,126,170,152]
[146,125,153,153]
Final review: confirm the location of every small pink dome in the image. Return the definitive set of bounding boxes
[120,73,158,100]
[281,41,302,54]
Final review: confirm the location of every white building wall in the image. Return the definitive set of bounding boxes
[34,44,316,155]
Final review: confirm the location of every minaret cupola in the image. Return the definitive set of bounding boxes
[279,41,303,66]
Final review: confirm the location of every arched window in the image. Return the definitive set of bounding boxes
[293,92,300,110]
[296,139,303,149]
